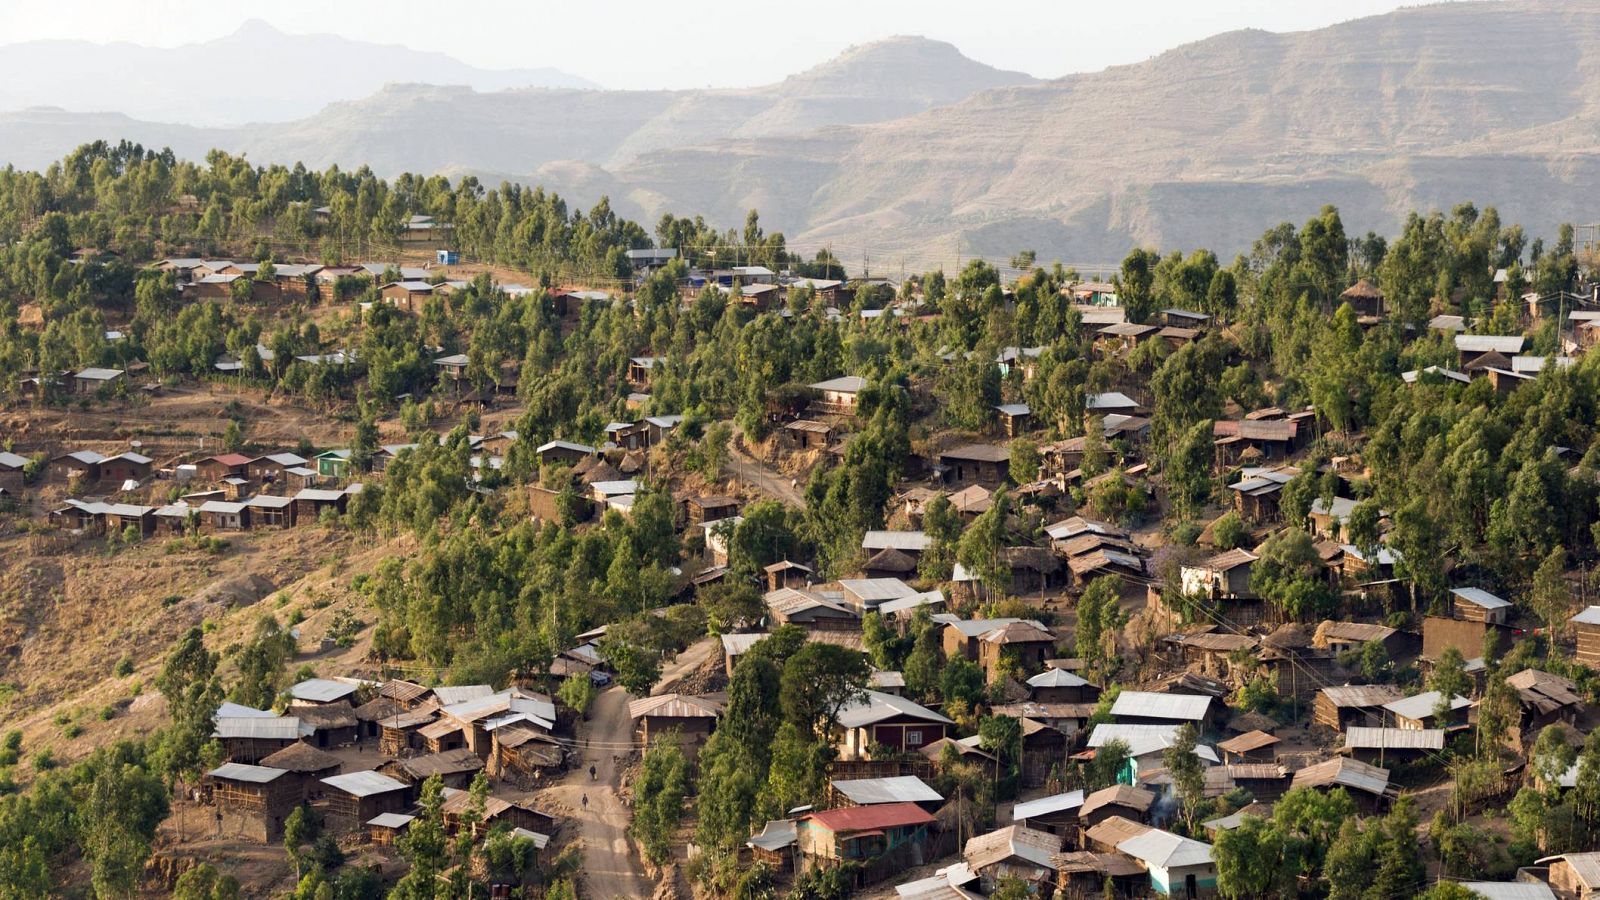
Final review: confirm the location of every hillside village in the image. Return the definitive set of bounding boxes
[5,140,1600,900]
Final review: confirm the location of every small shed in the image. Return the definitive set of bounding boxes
[1290,757,1391,814]
[1538,852,1600,900]
[1451,587,1511,625]
[1011,790,1085,837]
[1313,685,1404,732]
[1216,730,1279,765]
[367,812,415,846]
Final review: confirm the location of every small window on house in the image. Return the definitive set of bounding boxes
[905,730,924,746]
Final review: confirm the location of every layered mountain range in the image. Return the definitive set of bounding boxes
[3,2,1597,264]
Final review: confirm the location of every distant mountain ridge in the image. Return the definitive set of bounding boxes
[1,2,1597,264]
[0,19,599,125]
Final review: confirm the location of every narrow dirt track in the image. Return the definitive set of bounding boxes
[543,687,652,900]
[724,438,807,508]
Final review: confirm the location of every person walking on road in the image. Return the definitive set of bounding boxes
[581,793,589,811]
[590,764,597,781]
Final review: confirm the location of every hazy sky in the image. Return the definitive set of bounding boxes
[2,0,1455,89]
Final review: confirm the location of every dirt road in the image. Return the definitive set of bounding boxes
[653,635,718,696]
[724,436,807,508]
[544,687,652,900]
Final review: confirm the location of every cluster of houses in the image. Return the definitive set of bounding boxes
[203,676,562,858]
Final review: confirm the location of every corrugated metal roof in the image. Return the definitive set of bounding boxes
[1012,790,1086,821]
[801,801,934,833]
[1027,669,1089,689]
[208,763,288,783]
[1217,730,1280,754]
[963,824,1061,871]
[1117,828,1213,868]
[809,375,866,393]
[1291,757,1389,796]
[861,530,934,552]
[367,812,416,829]
[1343,727,1445,751]
[290,678,359,703]
[1384,691,1472,722]
[1319,685,1405,708]
[431,684,494,706]
[1536,852,1600,888]
[831,775,943,806]
[212,716,301,740]
[1459,882,1556,900]
[748,819,798,852]
[1110,691,1211,722]
[1455,334,1526,354]
[1450,587,1511,610]
[839,578,918,604]
[1571,606,1600,626]
[838,691,953,729]
[628,693,723,720]
[321,770,408,798]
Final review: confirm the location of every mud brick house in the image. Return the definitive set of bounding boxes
[782,419,835,451]
[963,825,1062,893]
[257,742,341,801]
[629,693,722,755]
[247,452,309,483]
[1574,607,1600,668]
[628,356,665,386]
[1450,587,1511,624]
[765,587,859,630]
[939,443,1011,485]
[51,449,106,481]
[1227,466,1299,521]
[195,453,254,483]
[293,488,348,523]
[1079,786,1156,832]
[379,280,435,313]
[205,763,302,841]
[1313,685,1404,732]
[246,494,295,528]
[837,691,953,759]
[685,495,739,526]
[995,403,1033,437]
[440,788,559,837]
[535,440,595,467]
[198,500,249,531]
[807,375,866,414]
[1504,668,1585,753]
[1011,790,1085,837]
[0,450,26,488]
[1026,668,1099,704]
[99,452,152,484]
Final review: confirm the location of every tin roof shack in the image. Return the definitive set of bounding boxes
[781,419,836,451]
[629,693,722,756]
[963,825,1062,893]
[383,748,486,792]
[1117,827,1217,898]
[380,708,441,756]
[295,705,361,749]
[289,678,360,708]
[795,802,934,880]
[433,688,557,759]
[1573,606,1600,668]
[1054,849,1147,899]
[1540,852,1600,899]
[1181,549,1258,602]
[994,403,1033,438]
[766,587,861,630]
[943,617,1034,662]
[490,724,564,782]
[1026,668,1099,704]
[1227,466,1298,522]
[321,771,410,831]
[438,788,558,841]
[1011,791,1085,840]
[205,763,302,841]
[293,488,348,524]
[1313,685,1405,732]
[1384,690,1472,731]
[1452,587,1512,624]
[838,691,953,760]
[1456,334,1526,373]
[1213,419,1300,469]
[939,444,1011,486]
[1089,724,1220,784]
[1110,691,1216,730]
[1341,727,1446,766]
[977,620,1057,682]
[1314,621,1406,660]
[1079,787,1157,839]
[1505,669,1586,754]
[827,775,943,811]
[747,819,799,874]
[685,494,739,527]
[73,366,125,395]
[1291,757,1392,814]
[1216,730,1280,764]
[1164,630,1259,683]
[213,715,302,763]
